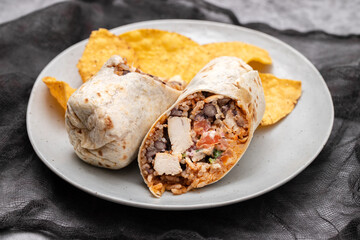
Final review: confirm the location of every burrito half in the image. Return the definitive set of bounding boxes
[65,55,181,169]
[138,56,265,196]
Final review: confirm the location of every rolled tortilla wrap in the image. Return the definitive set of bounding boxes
[65,55,181,169]
[138,56,265,197]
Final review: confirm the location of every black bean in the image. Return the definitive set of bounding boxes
[180,163,187,170]
[170,108,183,117]
[154,141,166,151]
[218,98,230,106]
[122,70,130,75]
[146,149,157,160]
[203,104,216,118]
[203,92,212,98]
[221,105,229,114]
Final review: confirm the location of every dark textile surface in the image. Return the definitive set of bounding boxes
[0,0,359,239]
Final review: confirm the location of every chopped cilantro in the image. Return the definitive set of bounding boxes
[213,149,223,159]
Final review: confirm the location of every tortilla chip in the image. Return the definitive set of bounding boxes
[202,42,272,65]
[260,73,302,126]
[177,46,210,83]
[42,77,76,110]
[74,29,299,126]
[179,41,272,83]
[77,28,138,82]
[119,29,203,82]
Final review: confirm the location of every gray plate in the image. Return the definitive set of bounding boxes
[27,20,334,210]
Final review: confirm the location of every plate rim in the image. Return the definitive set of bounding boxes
[26,19,334,210]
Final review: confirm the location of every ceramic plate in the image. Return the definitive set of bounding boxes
[27,20,334,210]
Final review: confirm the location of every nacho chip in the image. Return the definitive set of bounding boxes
[74,28,299,126]
[176,46,209,83]
[179,41,272,83]
[202,42,272,65]
[260,73,302,126]
[42,77,76,110]
[77,28,138,82]
[119,29,203,82]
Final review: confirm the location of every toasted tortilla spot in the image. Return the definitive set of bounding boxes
[202,64,214,73]
[104,116,113,129]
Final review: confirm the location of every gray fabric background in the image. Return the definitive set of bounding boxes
[0,0,359,239]
[1,0,360,35]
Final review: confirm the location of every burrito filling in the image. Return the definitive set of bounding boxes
[109,59,184,90]
[139,91,250,196]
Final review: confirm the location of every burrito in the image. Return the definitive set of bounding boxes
[65,55,182,169]
[138,56,265,196]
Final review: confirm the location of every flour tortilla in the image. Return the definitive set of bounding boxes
[65,56,181,169]
[138,56,265,196]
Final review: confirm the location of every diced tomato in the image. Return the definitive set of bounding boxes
[193,119,211,135]
[196,130,221,148]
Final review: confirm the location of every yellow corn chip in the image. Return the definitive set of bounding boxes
[260,73,302,126]
[176,46,209,83]
[74,28,300,126]
[119,29,203,82]
[202,42,272,65]
[179,41,272,83]
[42,77,76,110]
[77,28,138,82]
